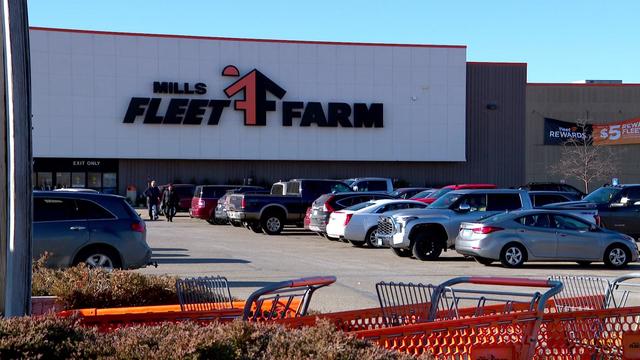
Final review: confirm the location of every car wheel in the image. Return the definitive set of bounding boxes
[411,232,443,261]
[261,213,284,235]
[500,243,526,268]
[391,247,412,258]
[576,261,592,267]
[604,245,630,269]
[365,226,379,247]
[248,223,263,233]
[474,256,494,266]
[348,239,365,247]
[73,246,122,270]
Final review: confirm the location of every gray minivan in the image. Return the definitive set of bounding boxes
[33,191,152,270]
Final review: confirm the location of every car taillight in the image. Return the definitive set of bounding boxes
[198,199,205,207]
[472,226,503,234]
[344,213,353,226]
[241,197,246,209]
[323,196,335,213]
[594,214,601,226]
[131,221,145,233]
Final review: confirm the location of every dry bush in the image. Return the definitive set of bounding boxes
[32,255,178,309]
[0,316,429,360]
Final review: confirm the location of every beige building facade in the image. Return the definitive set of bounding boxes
[526,84,640,192]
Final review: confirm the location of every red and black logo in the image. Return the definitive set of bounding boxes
[222,65,286,126]
[123,65,383,128]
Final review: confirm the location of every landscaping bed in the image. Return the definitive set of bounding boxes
[0,316,424,360]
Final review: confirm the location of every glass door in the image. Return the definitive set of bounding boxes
[71,172,86,188]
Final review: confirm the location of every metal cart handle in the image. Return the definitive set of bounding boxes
[430,276,563,320]
[242,276,336,320]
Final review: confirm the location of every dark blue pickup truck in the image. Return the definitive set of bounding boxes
[227,179,352,235]
[545,184,640,240]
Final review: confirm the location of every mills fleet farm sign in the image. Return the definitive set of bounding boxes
[123,65,384,128]
[30,28,467,161]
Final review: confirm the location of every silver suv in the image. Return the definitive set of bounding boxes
[33,191,152,270]
[376,190,534,260]
[377,189,596,261]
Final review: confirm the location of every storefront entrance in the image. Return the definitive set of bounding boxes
[33,158,119,194]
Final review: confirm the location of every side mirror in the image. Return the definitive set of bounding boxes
[589,224,599,232]
[458,203,471,213]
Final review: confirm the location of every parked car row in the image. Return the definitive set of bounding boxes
[194,179,640,269]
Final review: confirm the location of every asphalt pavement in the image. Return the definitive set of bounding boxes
[137,213,640,313]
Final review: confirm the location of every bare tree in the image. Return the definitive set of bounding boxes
[549,119,619,193]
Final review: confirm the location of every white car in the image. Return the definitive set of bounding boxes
[326,199,428,247]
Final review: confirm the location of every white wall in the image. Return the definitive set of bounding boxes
[30,29,467,162]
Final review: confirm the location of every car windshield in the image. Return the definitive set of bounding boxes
[429,193,462,209]
[411,190,434,199]
[583,187,622,204]
[426,187,452,200]
[344,201,375,211]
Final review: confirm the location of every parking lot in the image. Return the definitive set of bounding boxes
[138,214,640,313]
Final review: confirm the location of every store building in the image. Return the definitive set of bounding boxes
[31,27,530,194]
[526,84,640,191]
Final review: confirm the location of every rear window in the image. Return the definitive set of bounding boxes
[286,181,301,195]
[313,194,333,207]
[366,181,388,192]
[344,201,375,211]
[531,194,568,207]
[77,199,116,220]
[271,184,285,195]
[411,190,435,199]
[174,186,195,197]
[426,187,452,200]
[487,194,522,211]
[201,186,234,198]
[120,199,140,219]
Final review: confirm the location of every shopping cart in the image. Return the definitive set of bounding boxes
[542,273,640,358]
[58,275,336,329]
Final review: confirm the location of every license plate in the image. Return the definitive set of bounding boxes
[462,229,472,237]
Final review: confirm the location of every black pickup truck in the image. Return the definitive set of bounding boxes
[227,179,352,235]
[545,184,640,240]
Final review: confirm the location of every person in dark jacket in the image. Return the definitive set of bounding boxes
[144,180,161,220]
[164,184,179,222]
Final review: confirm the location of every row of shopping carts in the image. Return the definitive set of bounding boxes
[57,273,640,359]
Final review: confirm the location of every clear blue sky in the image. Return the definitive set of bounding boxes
[28,0,640,83]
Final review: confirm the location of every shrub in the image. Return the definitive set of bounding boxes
[32,256,178,309]
[0,316,428,360]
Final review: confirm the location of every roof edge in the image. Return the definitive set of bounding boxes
[467,61,527,67]
[29,26,467,49]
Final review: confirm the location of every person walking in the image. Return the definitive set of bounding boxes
[164,184,179,222]
[144,180,161,220]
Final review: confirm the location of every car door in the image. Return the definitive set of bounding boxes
[33,197,89,267]
[599,187,640,236]
[77,199,119,245]
[614,188,640,236]
[552,214,601,260]
[516,214,557,259]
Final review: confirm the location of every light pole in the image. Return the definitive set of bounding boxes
[0,0,32,317]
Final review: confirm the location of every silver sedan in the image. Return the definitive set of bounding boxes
[455,209,639,268]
